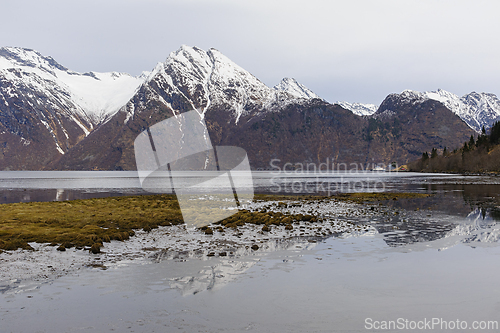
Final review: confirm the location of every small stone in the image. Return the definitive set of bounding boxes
[251,244,259,251]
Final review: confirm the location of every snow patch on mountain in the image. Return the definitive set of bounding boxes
[59,70,144,124]
[336,101,378,116]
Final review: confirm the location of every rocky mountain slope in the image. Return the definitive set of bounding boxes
[370,91,475,163]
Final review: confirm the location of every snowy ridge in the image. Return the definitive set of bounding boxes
[169,45,275,120]
[336,101,378,116]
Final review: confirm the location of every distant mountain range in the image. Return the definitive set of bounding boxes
[344,89,500,133]
[0,45,494,170]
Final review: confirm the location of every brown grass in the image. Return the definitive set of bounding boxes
[0,194,183,251]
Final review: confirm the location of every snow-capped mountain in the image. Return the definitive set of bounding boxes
[273,77,321,100]
[54,45,328,170]
[423,89,500,133]
[340,89,500,132]
[335,101,378,116]
[374,89,500,133]
[122,46,321,125]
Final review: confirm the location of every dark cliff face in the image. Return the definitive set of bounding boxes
[54,99,368,171]
[205,100,370,170]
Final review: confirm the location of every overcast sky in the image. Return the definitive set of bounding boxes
[2,0,500,104]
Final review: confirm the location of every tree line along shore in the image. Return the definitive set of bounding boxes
[409,121,500,174]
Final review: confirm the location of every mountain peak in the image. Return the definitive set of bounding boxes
[143,45,276,122]
[273,77,321,100]
[373,89,500,132]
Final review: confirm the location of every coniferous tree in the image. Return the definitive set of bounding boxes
[462,141,469,153]
[490,121,500,145]
[468,135,475,150]
[431,148,438,158]
[476,131,487,148]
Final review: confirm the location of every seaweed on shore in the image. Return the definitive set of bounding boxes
[213,209,319,230]
[333,192,431,204]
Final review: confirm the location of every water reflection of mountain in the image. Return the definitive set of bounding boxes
[450,208,500,245]
[366,182,500,248]
[380,183,500,220]
[369,206,499,249]
[151,237,318,296]
[369,213,458,247]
